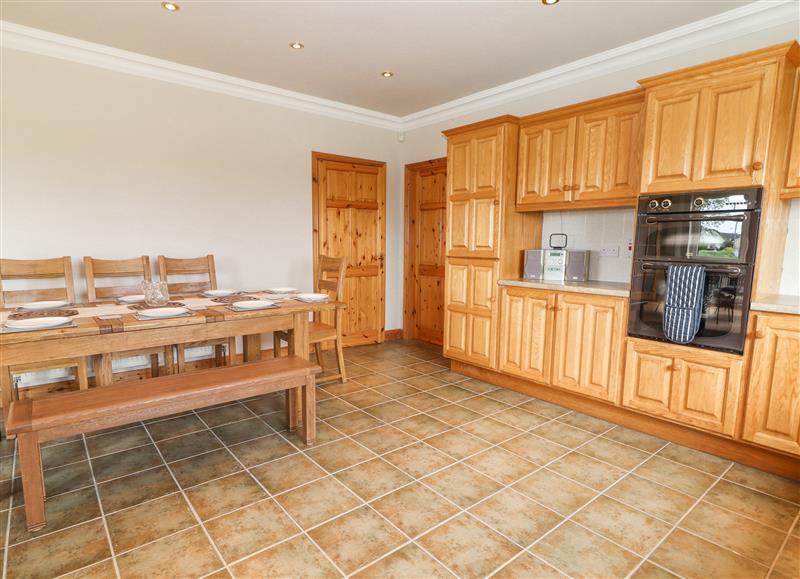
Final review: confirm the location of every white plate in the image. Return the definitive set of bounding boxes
[17,300,69,311]
[118,294,145,303]
[5,316,71,330]
[203,289,238,297]
[296,293,329,302]
[265,287,297,294]
[137,307,188,319]
[232,300,276,310]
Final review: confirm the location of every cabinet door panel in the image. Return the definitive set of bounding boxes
[517,118,575,206]
[743,314,800,455]
[449,140,471,196]
[445,311,468,356]
[470,198,497,254]
[671,359,742,436]
[469,314,494,366]
[622,341,674,416]
[446,262,468,307]
[517,129,544,205]
[498,288,554,383]
[604,108,641,198]
[783,69,800,197]
[447,200,470,254]
[553,298,585,390]
[470,261,496,312]
[474,135,499,193]
[574,116,609,198]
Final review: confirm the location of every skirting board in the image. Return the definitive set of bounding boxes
[452,360,800,481]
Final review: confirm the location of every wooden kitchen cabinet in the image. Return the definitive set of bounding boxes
[551,293,626,403]
[781,68,800,198]
[443,258,499,368]
[622,338,744,436]
[517,117,575,206]
[742,313,800,455]
[498,286,555,383]
[640,55,780,193]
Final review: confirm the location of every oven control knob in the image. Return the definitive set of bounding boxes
[661,199,672,209]
[694,197,705,208]
[648,200,659,209]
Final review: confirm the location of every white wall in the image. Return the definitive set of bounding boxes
[401,22,800,294]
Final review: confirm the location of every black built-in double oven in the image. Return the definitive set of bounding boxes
[628,188,762,354]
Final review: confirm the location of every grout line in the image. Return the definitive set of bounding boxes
[766,511,799,578]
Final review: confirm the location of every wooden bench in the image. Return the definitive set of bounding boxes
[7,356,320,531]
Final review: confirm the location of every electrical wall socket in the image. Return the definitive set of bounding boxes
[600,245,619,257]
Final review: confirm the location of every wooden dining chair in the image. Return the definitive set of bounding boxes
[157,254,235,371]
[84,256,174,379]
[273,256,347,383]
[0,257,89,396]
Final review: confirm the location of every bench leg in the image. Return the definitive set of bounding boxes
[287,388,299,432]
[176,344,187,373]
[150,354,160,378]
[302,375,316,446]
[18,432,46,532]
[96,354,113,387]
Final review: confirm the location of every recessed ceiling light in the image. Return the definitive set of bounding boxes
[542,0,559,4]
[381,71,394,78]
[161,1,180,11]
[289,41,304,50]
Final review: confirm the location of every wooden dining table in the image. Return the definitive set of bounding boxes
[0,293,341,434]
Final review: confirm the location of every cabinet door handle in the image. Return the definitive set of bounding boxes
[754,330,765,339]
[752,161,764,171]
[563,185,571,191]
[670,361,682,371]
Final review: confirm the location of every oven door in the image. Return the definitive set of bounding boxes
[635,211,758,263]
[627,260,753,354]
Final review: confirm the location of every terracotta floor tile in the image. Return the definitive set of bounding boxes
[185,471,266,520]
[205,499,299,562]
[251,453,326,494]
[326,410,385,435]
[484,388,532,406]
[518,399,570,419]
[656,443,732,476]
[492,553,565,578]
[9,487,101,545]
[275,476,361,529]
[374,382,421,399]
[364,401,419,423]
[724,463,800,504]
[352,543,452,579]
[457,396,511,416]
[681,500,787,565]
[631,561,680,579]
[335,458,412,501]
[197,404,255,427]
[41,440,88,471]
[309,506,406,574]
[116,526,222,578]
[58,558,118,579]
[384,443,455,478]
[282,421,344,449]
[354,373,395,388]
[404,375,449,391]
[242,393,286,415]
[428,384,474,403]
[773,535,799,577]
[426,429,491,460]
[461,418,522,444]
[650,529,768,579]
[704,480,799,531]
[169,448,243,488]
[90,444,164,482]
[533,420,595,448]
[400,392,450,412]
[6,519,110,579]
[418,514,520,579]
[85,426,151,457]
[422,463,502,509]
[500,433,570,465]
[394,414,451,439]
[42,460,94,498]
[606,474,696,524]
[573,495,670,555]
[557,412,615,434]
[372,482,459,538]
[464,447,538,484]
[579,436,651,470]
[549,452,626,491]
[360,359,403,372]
[232,534,341,577]
[513,469,597,516]
[341,389,392,409]
[635,456,716,497]
[602,426,668,453]
[409,362,446,375]
[106,493,196,553]
[457,378,496,394]
[97,466,178,513]
[316,398,358,420]
[353,425,417,455]
[427,404,483,427]
[260,410,291,433]
[430,370,469,384]
[156,430,222,463]
[145,414,207,441]
[470,488,562,547]
[212,417,273,445]
[305,438,375,472]
[532,521,640,579]
[321,381,367,396]
[228,434,296,468]
[492,407,549,431]
[380,366,424,381]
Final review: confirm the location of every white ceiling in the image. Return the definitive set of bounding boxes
[1,0,757,116]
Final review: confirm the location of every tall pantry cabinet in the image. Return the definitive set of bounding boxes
[442,117,540,369]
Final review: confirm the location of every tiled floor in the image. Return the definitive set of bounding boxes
[1,340,798,579]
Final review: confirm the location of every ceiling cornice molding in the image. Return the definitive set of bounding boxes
[1,0,796,134]
[0,20,405,131]
[400,0,799,130]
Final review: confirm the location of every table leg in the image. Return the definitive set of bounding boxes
[0,366,14,437]
[243,335,262,363]
[95,354,113,387]
[18,431,46,531]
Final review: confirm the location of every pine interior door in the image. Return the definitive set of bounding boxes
[314,153,386,346]
[405,158,447,345]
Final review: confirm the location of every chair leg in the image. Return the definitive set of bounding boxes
[18,431,46,532]
[314,343,324,371]
[226,337,236,366]
[335,335,347,384]
[149,354,160,378]
[163,347,174,375]
[213,344,224,368]
[286,387,299,433]
[76,358,89,390]
[176,344,187,373]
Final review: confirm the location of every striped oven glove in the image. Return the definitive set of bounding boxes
[663,264,706,344]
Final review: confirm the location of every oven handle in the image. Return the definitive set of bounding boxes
[641,263,743,276]
[644,214,747,224]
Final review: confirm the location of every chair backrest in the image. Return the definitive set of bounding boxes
[84,256,152,302]
[0,257,75,307]
[315,255,347,302]
[157,255,218,295]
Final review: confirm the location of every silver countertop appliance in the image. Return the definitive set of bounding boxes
[523,234,589,282]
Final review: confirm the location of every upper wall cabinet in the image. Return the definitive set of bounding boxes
[638,45,800,194]
[516,91,643,212]
[781,68,800,199]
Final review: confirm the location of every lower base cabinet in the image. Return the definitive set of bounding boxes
[498,287,555,383]
[742,313,800,455]
[622,338,743,436]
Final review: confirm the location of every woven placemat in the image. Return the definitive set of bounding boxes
[8,309,79,319]
[211,295,258,304]
[127,302,185,311]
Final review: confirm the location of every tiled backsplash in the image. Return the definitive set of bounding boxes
[540,208,636,283]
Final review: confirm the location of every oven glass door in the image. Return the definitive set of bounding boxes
[636,212,757,263]
[628,261,752,353]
